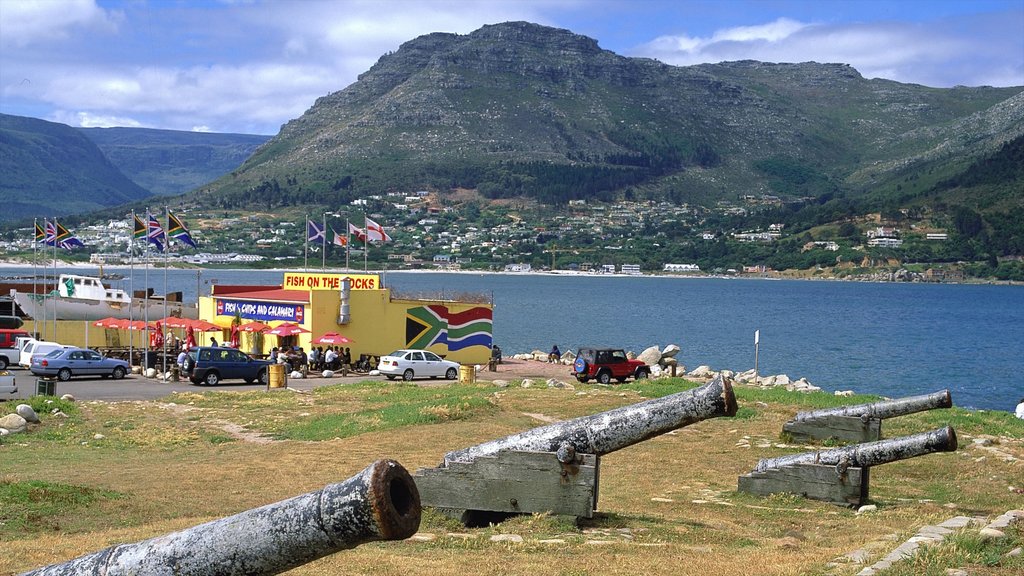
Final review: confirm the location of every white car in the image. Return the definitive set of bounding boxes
[378,349,460,381]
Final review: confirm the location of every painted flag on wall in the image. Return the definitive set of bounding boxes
[331,227,348,247]
[365,216,391,242]
[349,222,367,242]
[167,210,197,248]
[147,213,166,251]
[307,219,325,243]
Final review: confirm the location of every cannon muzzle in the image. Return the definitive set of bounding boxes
[443,375,737,466]
[22,459,421,576]
[755,426,957,473]
[793,390,952,423]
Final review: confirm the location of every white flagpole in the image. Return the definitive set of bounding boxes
[322,213,327,271]
[363,216,368,272]
[345,218,350,272]
[129,211,135,370]
[303,213,309,272]
[32,218,37,339]
[754,329,760,384]
[144,212,150,370]
[51,216,58,341]
[163,207,169,375]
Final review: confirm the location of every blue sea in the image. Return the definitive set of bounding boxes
[4,265,1022,412]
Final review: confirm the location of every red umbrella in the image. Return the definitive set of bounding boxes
[314,332,354,345]
[124,320,153,331]
[190,320,222,332]
[238,321,271,333]
[266,322,310,336]
[159,316,192,329]
[184,325,196,351]
[93,317,125,329]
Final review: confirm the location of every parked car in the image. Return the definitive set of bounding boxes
[184,346,272,386]
[19,340,70,369]
[572,346,650,384]
[30,347,130,381]
[378,349,460,381]
[0,329,30,369]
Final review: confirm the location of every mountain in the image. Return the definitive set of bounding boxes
[79,127,271,196]
[207,21,1023,213]
[0,114,152,222]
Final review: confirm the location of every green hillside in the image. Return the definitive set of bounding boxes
[0,114,151,222]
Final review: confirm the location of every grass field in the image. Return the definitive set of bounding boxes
[2,379,1021,575]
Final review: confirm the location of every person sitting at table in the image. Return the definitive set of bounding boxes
[308,346,321,371]
[324,346,339,370]
[342,347,352,369]
[269,347,279,363]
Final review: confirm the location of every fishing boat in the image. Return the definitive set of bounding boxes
[10,274,197,322]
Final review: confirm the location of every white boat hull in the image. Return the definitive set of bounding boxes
[12,291,197,322]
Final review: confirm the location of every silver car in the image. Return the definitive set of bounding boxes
[30,347,130,381]
[378,349,460,381]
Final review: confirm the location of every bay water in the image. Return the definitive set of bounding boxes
[4,266,1021,412]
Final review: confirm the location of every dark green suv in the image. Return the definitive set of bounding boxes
[184,346,272,386]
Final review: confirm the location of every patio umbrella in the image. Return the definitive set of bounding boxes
[238,321,271,332]
[314,332,354,345]
[93,317,125,329]
[123,320,153,331]
[266,322,310,337]
[159,316,192,329]
[190,319,222,331]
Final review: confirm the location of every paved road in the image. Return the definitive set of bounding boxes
[2,367,388,401]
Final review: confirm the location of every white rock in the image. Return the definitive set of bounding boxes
[0,413,28,433]
[60,394,75,402]
[490,534,524,543]
[835,390,855,397]
[93,433,105,440]
[16,404,40,423]
[321,370,334,378]
[774,374,791,386]
[521,378,534,388]
[637,346,662,366]
[289,371,304,379]
[661,344,681,358]
[368,369,380,376]
[857,505,877,514]
[492,380,510,388]
[145,368,157,378]
[688,365,713,377]
[0,428,8,436]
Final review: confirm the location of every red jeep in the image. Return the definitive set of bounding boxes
[572,347,650,384]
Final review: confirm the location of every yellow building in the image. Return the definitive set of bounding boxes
[198,272,493,364]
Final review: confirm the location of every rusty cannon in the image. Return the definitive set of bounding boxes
[415,375,737,524]
[22,459,421,576]
[782,389,953,443]
[738,426,957,506]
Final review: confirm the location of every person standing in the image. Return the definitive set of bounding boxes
[1016,398,1024,420]
[549,344,561,363]
[210,336,219,348]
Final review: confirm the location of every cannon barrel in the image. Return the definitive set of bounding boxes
[22,459,421,576]
[443,375,737,466]
[792,390,951,422]
[754,426,957,472]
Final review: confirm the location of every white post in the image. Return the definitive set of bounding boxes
[754,329,760,385]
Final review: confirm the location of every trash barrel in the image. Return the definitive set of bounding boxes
[458,365,476,385]
[268,363,286,389]
[36,378,56,396]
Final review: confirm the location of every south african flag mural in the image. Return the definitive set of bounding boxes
[406,305,492,352]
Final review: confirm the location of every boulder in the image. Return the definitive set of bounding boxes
[774,374,792,386]
[0,413,28,433]
[492,380,510,388]
[145,368,157,378]
[289,371,304,379]
[659,357,678,367]
[661,344,681,358]
[637,346,662,366]
[546,379,574,390]
[60,394,75,402]
[688,365,714,377]
[521,379,534,388]
[0,428,9,437]
[321,370,335,378]
[16,404,40,423]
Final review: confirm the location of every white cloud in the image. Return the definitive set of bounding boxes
[0,0,119,48]
[50,111,143,128]
[632,14,1023,88]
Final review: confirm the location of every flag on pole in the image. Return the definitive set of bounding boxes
[43,220,57,246]
[348,222,367,242]
[54,221,85,249]
[331,227,348,247]
[364,216,391,242]
[167,210,197,248]
[34,220,50,244]
[133,214,147,242]
[307,219,325,243]
[147,213,166,251]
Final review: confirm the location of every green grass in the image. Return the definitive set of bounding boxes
[0,480,123,537]
[880,527,1024,575]
[273,382,498,440]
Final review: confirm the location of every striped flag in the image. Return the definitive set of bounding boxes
[348,222,367,242]
[34,220,50,244]
[133,214,147,241]
[331,227,348,246]
[167,210,197,248]
[365,216,391,242]
[147,213,166,251]
[54,221,85,249]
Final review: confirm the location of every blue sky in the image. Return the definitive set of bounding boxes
[1,0,1021,135]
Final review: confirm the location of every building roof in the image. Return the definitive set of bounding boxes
[212,285,309,304]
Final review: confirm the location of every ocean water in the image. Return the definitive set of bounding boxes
[4,266,1022,411]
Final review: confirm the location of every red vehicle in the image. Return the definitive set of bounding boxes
[0,328,31,370]
[572,347,650,384]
